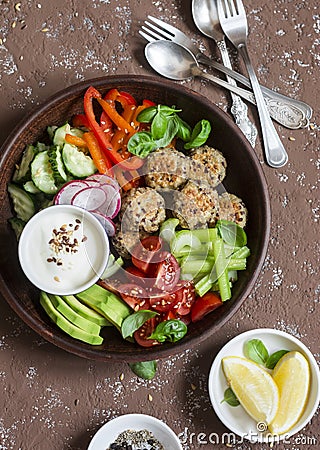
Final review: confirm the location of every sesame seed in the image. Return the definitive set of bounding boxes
[12,21,17,29]
[191,383,197,391]
[41,27,49,32]
[54,276,60,282]
[148,394,153,401]
[288,136,296,141]
[119,373,124,381]
[15,2,21,11]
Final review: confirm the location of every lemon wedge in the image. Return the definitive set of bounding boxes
[269,351,310,435]
[222,356,279,425]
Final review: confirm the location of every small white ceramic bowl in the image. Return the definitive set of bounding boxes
[87,413,183,450]
[18,204,109,295]
[208,328,320,443]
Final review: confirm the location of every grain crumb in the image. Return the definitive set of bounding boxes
[191,383,197,391]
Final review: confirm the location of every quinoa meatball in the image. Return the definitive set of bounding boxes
[173,181,219,229]
[144,147,189,190]
[120,187,166,233]
[218,192,248,228]
[111,223,149,259]
[189,145,227,187]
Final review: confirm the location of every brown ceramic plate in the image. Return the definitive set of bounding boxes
[0,75,270,362]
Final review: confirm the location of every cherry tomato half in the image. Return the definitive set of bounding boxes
[134,317,160,347]
[118,283,149,311]
[191,292,223,323]
[131,236,163,274]
[149,289,179,313]
[154,252,180,292]
[173,280,196,316]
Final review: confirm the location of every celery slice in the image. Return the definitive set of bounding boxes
[213,238,232,302]
[227,258,246,271]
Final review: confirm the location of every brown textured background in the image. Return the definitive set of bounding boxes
[0,0,319,449]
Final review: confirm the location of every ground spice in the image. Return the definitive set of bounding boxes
[108,429,165,450]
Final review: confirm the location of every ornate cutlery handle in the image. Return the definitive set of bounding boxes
[197,52,310,129]
[217,39,257,147]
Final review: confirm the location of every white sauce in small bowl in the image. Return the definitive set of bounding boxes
[18,205,109,295]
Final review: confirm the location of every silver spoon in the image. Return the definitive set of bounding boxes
[145,40,294,132]
[192,0,258,147]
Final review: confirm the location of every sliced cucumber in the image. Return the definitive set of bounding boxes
[35,142,50,152]
[8,183,36,222]
[47,125,58,140]
[31,151,59,195]
[8,217,26,240]
[48,146,67,184]
[12,145,36,183]
[23,180,41,194]
[53,123,84,146]
[62,143,96,178]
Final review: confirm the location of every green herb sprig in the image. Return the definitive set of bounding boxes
[127,105,211,158]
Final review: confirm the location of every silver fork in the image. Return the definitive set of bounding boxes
[192,0,258,148]
[139,16,311,130]
[217,0,288,168]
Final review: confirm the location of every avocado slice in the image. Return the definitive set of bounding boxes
[61,295,111,327]
[76,284,131,330]
[40,291,103,346]
[47,294,101,335]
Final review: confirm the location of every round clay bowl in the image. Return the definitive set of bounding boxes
[0,75,270,362]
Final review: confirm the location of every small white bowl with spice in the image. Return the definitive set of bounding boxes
[87,413,183,450]
[18,204,109,295]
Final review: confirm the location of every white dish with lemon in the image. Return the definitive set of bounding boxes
[208,328,320,443]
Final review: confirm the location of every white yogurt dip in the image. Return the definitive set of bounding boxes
[18,205,110,295]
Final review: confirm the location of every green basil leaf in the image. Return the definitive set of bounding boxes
[157,105,182,116]
[151,112,169,140]
[174,116,191,142]
[121,310,158,339]
[127,131,157,158]
[149,319,187,343]
[221,387,240,407]
[266,350,289,369]
[136,106,157,123]
[184,119,211,150]
[128,360,157,380]
[216,219,247,247]
[244,339,269,365]
[154,117,179,149]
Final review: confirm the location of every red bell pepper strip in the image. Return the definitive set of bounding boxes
[142,99,156,107]
[111,104,136,152]
[65,134,87,148]
[82,131,113,175]
[72,113,90,129]
[118,91,137,106]
[83,86,113,150]
[83,86,143,170]
[97,97,136,135]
